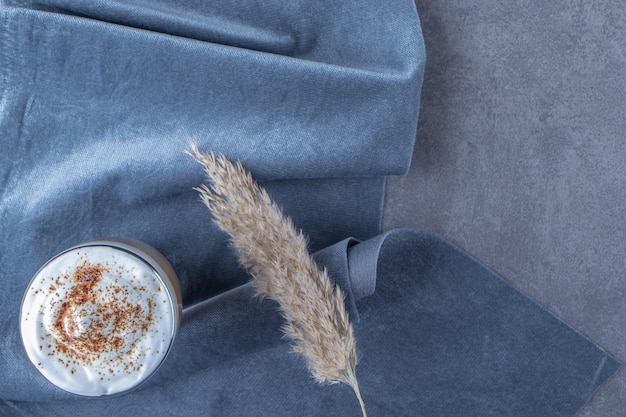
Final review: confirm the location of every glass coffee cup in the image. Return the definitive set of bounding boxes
[20,238,182,397]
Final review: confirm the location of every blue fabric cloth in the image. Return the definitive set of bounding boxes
[0,1,619,416]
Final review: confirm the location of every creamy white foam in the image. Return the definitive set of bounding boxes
[20,245,178,396]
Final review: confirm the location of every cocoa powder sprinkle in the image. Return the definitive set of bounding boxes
[50,260,156,377]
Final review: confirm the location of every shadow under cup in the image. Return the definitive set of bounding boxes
[20,238,183,397]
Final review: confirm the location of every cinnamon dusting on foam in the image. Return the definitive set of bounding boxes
[49,261,155,377]
[21,245,176,395]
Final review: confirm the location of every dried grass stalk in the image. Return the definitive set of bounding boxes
[186,145,366,417]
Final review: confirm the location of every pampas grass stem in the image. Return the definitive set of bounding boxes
[186,145,367,417]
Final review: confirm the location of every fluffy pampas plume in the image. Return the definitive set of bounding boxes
[186,145,367,417]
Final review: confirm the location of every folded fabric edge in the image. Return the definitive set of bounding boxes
[572,357,623,417]
[372,228,621,361]
[367,228,623,403]
[0,4,422,83]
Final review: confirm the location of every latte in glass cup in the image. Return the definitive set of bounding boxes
[20,239,182,397]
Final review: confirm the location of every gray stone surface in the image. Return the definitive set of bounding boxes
[383,1,626,415]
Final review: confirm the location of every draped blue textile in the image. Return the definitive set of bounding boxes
[0,1,618,416]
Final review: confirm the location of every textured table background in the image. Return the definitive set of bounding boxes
[384,1,626,416]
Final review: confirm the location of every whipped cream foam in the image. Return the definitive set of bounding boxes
[20,240,181,397]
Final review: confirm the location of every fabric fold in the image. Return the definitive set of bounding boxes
[0,1,424,181]
[1,229,620,415]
